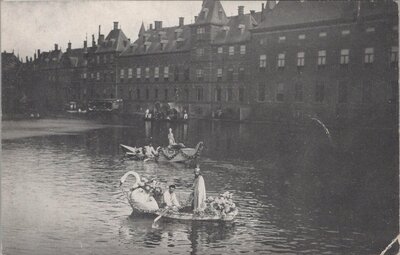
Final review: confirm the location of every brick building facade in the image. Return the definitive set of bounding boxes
[13,0,399,126]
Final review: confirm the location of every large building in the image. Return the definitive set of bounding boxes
[12,0,399,126]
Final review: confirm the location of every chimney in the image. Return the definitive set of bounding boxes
[154,21,163,30]
[92,34,96,47]
[113,21,119,30]
[98,34,105,45]
[34,53,37,60]
[262,3,265,11]
[30,57,32,62]
[149,24,153,30]
[26,56,29,62]
[194,16,198,22]
[238,6,244,16]
[98,25,101,36]
[83,40,87,48]
[179,17,184,27]
[68,41,72,51]
[54,44,58,51]
[37,49,41,56]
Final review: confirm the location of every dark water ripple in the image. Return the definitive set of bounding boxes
[2,119,398,255]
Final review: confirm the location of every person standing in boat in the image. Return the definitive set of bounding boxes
[168,128,185,149]
[191,166,206,212]
[144,141,158,158]
[163,185,181,210]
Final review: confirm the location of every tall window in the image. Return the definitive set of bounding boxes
[294,83,303,102]
[297,52,305,69]
[120,69,125,82]
[340,49,350,66]
[215,88,221,102]
[240,45,246,55]
[338,82,347,103]
[227,88,233,101]
[318,50,326,67]
[128,68,133,80]
[164,88,168,101]
[238,67,245,81]
[154,67,159,80]
[227,68,234,81]
[276,83,284,102]
[362,82,372,103]
[217,68,222,81]
[196,48,204,57]
[390,46,398,69]
[315,82,325,103]
[259,55,267,70]
[197,27,205,40]
[258,83,265,101]
[174,67,179,81]
[239,88,244,102]
[96,72,100,81]
[278,53,285,69]
[136,88,141,99]
[110,54,114,63]
[164,66,169,81]
[364,48,374,65]
[229,46,235,56]
[196,69,203,81]
[184,68,190,81]
[154,88,159,99]
[145,67,150,80]
[136,68,141,80]
[217,47,223,54]
[103,55,107,63]
[196,87,203,101]
[96,56,100,64]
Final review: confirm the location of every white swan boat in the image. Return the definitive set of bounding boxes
[119,171,238,222]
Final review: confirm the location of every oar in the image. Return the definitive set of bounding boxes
[152,208,170,227]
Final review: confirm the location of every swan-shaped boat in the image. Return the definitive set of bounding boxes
[119,171,238,222]
[120,142,204,163]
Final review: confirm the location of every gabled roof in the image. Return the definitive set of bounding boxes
[2,52,21,71]
[194,0,228,26]
[254,0,355,32]
[36,50,63,69]
[138,22,146,36]
[61,48,87,68]
[96,28,130,53]
[120,25,192,56]
[213,13,258,45]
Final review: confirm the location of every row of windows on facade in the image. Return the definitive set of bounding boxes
[94,54,114,65]
[196,45,246,57]
[260,25,398,45]
[124,87,245,102]
[256,81,398,104]
[258,47,399,69]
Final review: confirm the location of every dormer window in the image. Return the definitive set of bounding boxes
[238,24,245,34]
[203,8,209,18]
[218,9,223,20]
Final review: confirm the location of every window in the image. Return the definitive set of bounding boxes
[197,27,205,34]
[128,68,133,79]
[295,83,303,102]
[259,55,267,70]
[110,54,114,63]
[238,67,245,81]
[341,30,350,36]
[362,82,372,103]
[145,67,150,80]
[319,32,327,37]
[174,67,179,81]
[366,27,375,33]
[240,45,246,55]
[136,88,141,99]
[96,72,100,81]
[278,36,286,42]
[103,55,107,63]
[120,69,125,80]
[364,47,374,64]
[229,46,235,56]
[164,89,168,101]
[389,81,398,104]
[258,83,265,101]
[152,88,158,99]
[184,88,189,101]
[297,52,305,68]
[239,88,244,102]
[136,68,141,80]
[318,50,326,67]
[276,83,284,102]
[196,87,203,101]
[390,46,398,68]
[217,47,223,54]
[174,88,178,101]
[146,88,150,100]
[196,48,204,57]
[215,88,221,102]
[227,88,233,101]
[103,72,107,82]
[298,34,306,40]
[196,69,203,81]
[340,49,349,65]
[91,73,94,79]
[315,82,325,103]
[338,82,347,103]
[184,68,190,81]
[227,68,234,81]
[129,89,132,99]
[164,66,169,81]
[278,53,285,69]
[96,56,100,64]
[83,72,87,79]
[217,68,222,81]
[154,67,159,80]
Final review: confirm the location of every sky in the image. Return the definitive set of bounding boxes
[1,1,263,59]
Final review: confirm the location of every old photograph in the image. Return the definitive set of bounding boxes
[1,0,399,254]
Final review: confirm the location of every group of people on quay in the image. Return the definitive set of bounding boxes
[144,108,189,122]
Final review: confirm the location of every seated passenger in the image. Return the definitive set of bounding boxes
[163,185,180,210]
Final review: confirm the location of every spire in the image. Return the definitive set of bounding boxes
[196,0,228,25]
[138,21,146,37]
